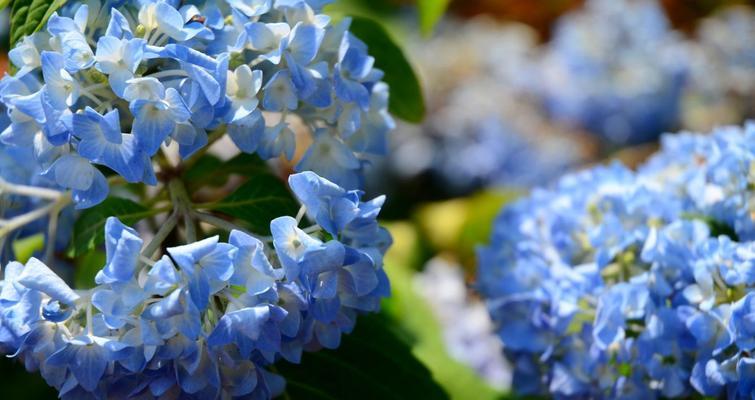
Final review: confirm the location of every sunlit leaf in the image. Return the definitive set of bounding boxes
[418,0,450,36]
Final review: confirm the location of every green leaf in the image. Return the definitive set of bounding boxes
[277,314,449,400]
[206,172,298,235]
[0,0,12,12]
[74,249,106,289]
[11,233,45,263]
[418,0,450,36]
[183,153,267,191]
[349,16,425,123]
[10,0,69,46]
[68,197,155,257]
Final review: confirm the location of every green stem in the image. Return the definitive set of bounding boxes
[192,211,272,242]
[0,177,64,199]
[0,193,72,238]
[168,179,197,242]
[141,211,179,260]
[44,201,64,263]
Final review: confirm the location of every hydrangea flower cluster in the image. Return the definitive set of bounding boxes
[0,171,391,399]
[683,6,755,131]
[377,18,592,196]
[0,0,393,209]
[478,122,755,398]
[536,0,687,144]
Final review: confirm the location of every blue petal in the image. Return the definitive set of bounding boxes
[227,110,265,153]
[314,321,341,348]
[131,100,176,155]
[262,70,298,111]
[95,217,143,284]
[144,289,184,320]
[174,123,208,159]
[17,258,79,304]
[105,9,133,39]
[72,343,108,392]
[144,256,181,295]
[72,166,108,209]
[286,23,324,65]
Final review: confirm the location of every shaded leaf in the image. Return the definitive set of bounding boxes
[183,153,267,191]
[68,197,154,257]
[349,16,425,123]
[277,314,449,400]
[206,173,298,235]
[0,357,57,399]
[74,249,105,289]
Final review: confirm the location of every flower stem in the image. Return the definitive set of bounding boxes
[295,205,307,224]
[302,224,321,234]
[168,179,197,243]
[141,211,179,260]
[193,211,272,243]
[44,203,62,263]
[0,193,72,238]
[0,178,65,200]
[148,69,190,80]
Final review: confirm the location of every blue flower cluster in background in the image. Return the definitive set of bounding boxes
[683,6,755,131]
[479,122,755,398]
[376,19,593,196]
[0,0,394,209]
[0,171,391,399]
[536,0,688,145]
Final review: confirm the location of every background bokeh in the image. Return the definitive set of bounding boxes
[349,0,754,398]
[0,0,753,398]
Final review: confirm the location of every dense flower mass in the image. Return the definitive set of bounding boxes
[0,171,391,399]
[478,122,755,398]
[537,0,687,144]
[0,0,393,209]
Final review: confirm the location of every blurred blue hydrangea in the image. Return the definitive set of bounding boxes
[0,0,393,209]
[379,19,592,195]
[0,171,391,399]
[682,5,755,131]
[536,0,688,144]
[479,122,755,398]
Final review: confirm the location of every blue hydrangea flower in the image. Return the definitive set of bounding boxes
[0,0,393,208]
[375,18,590,196]
[0,171,391,399]
[536,0,688,144]
[479,122,755,398]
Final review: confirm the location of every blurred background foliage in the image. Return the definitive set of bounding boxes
[1,0,754,398]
